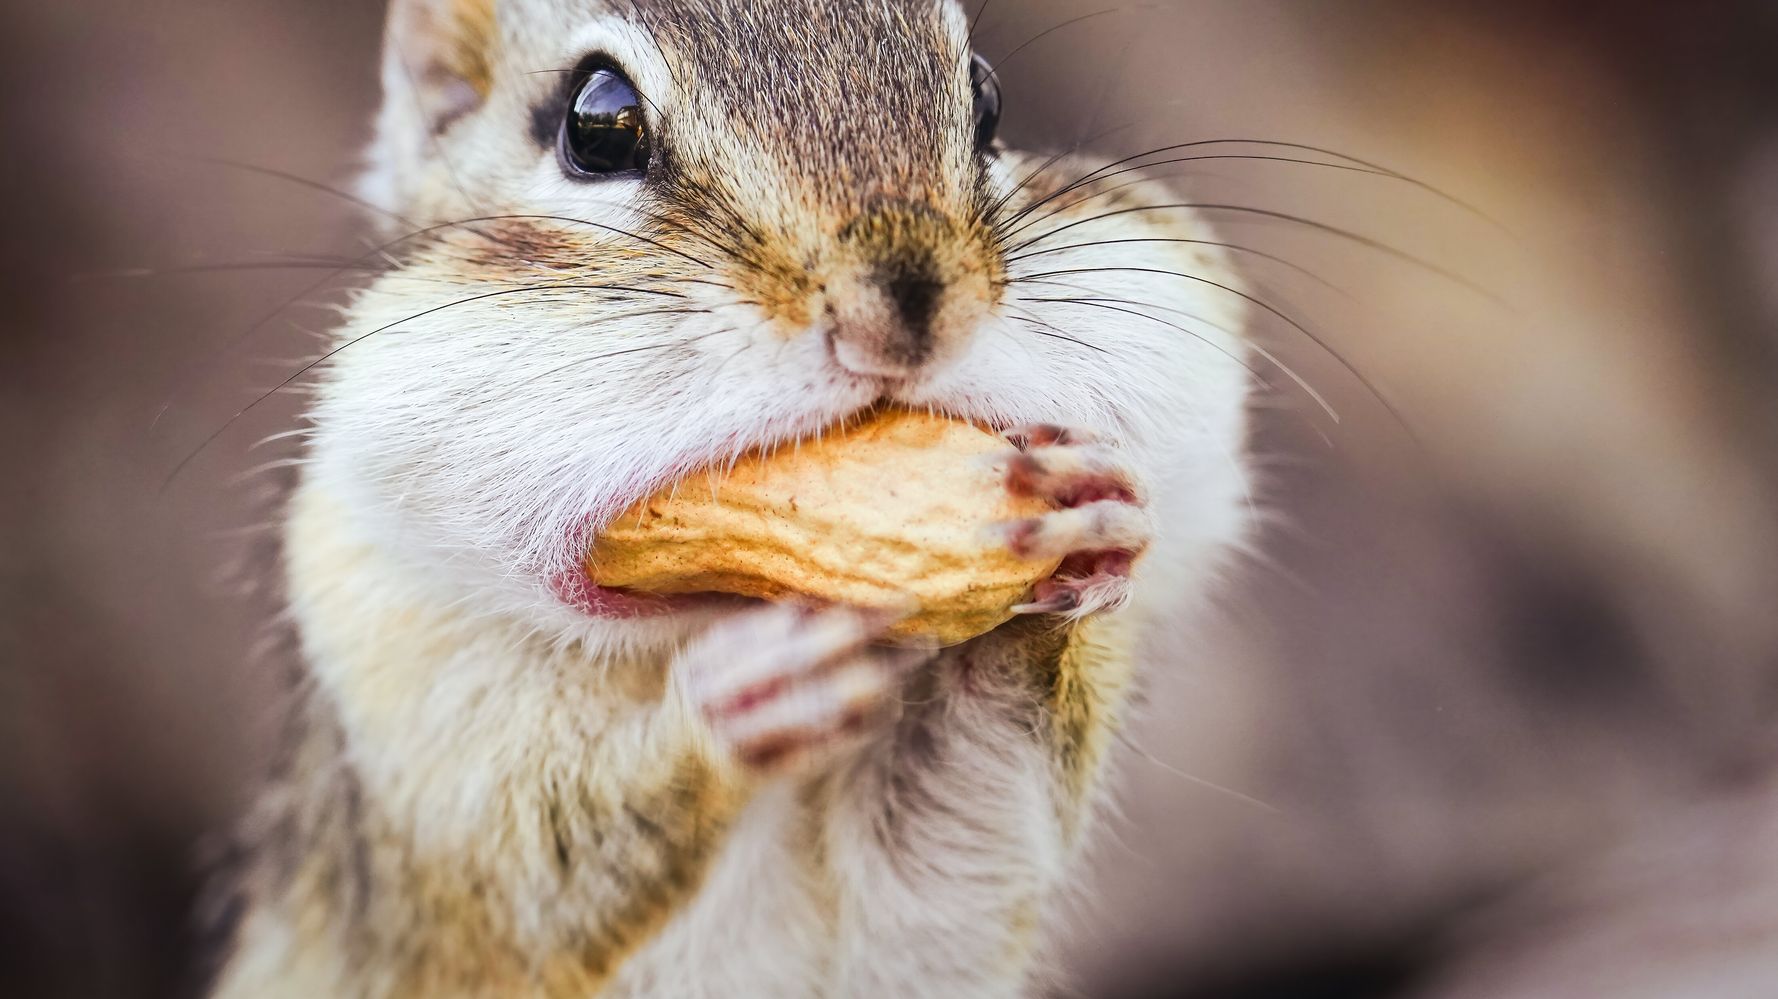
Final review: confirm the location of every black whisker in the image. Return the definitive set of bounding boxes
[187,156,421,232]
[1014,321,1113,356]
[999,153,1399,239]
[984,145,1091,226]
[998,137,1499,236]
[673,276,739,292]
[159,289,703,493]
[967,0,997,46]
[979,122,1154,229]
[997,140,1225,234]
[533,65,673,126]
[1007,236,1349,297]
[510,327,734,394]
[628,2,692,107]
[1009,203,1502,304]
[1024,293,1337,418]
[88,260,396,280]
[985,5,1140,78]
[1011,266,1411,436]
[999,304,1110,355]
[1020,294,1279,396]
[151,267,368,431]
[1013,273,1246,338]
[156,210,714,426]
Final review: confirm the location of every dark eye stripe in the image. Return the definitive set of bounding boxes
[530,88,568,149]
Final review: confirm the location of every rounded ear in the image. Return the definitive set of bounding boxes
[362,0,498,217]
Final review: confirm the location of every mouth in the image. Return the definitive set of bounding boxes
[549,567,754,620]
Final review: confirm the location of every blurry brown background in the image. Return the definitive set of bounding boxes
[5,2,1778,997]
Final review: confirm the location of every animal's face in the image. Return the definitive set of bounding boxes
[308,0,1250,630]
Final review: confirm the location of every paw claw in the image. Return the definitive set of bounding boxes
[1012,590,1080,616]
[1000,443,1139,507]
[999,501,1150,562]
[1014,572,1132,618]
[995,424,1150,620]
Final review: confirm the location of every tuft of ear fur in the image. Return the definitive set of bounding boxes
[363,0,498,216]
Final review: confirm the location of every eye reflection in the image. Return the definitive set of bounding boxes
[561,66,651,176]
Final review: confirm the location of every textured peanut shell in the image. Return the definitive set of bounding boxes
[588,409,1059,646]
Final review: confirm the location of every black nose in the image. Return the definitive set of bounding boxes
[873,263,944,365]
[829,200,976,377]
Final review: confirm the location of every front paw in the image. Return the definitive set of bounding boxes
[997,424,1151,618]
[676,604,927,775]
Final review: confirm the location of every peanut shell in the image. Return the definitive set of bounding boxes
[587,408,1058,645]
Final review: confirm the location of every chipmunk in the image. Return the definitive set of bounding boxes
[206,0,1251,995]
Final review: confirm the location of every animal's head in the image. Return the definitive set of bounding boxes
[306,0,1250,632]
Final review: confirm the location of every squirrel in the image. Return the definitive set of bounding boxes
[205,0,1252,996]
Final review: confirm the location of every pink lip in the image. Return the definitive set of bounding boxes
[549,567,751,620]
[551,511,685,619]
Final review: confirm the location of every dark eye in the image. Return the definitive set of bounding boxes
[970,53,1001,151]
[560,66,651,177]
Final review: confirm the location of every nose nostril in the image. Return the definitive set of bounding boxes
[882,273,944,342]
[823,232,967,378]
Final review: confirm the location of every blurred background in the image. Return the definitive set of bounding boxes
[6,1,1778,996]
